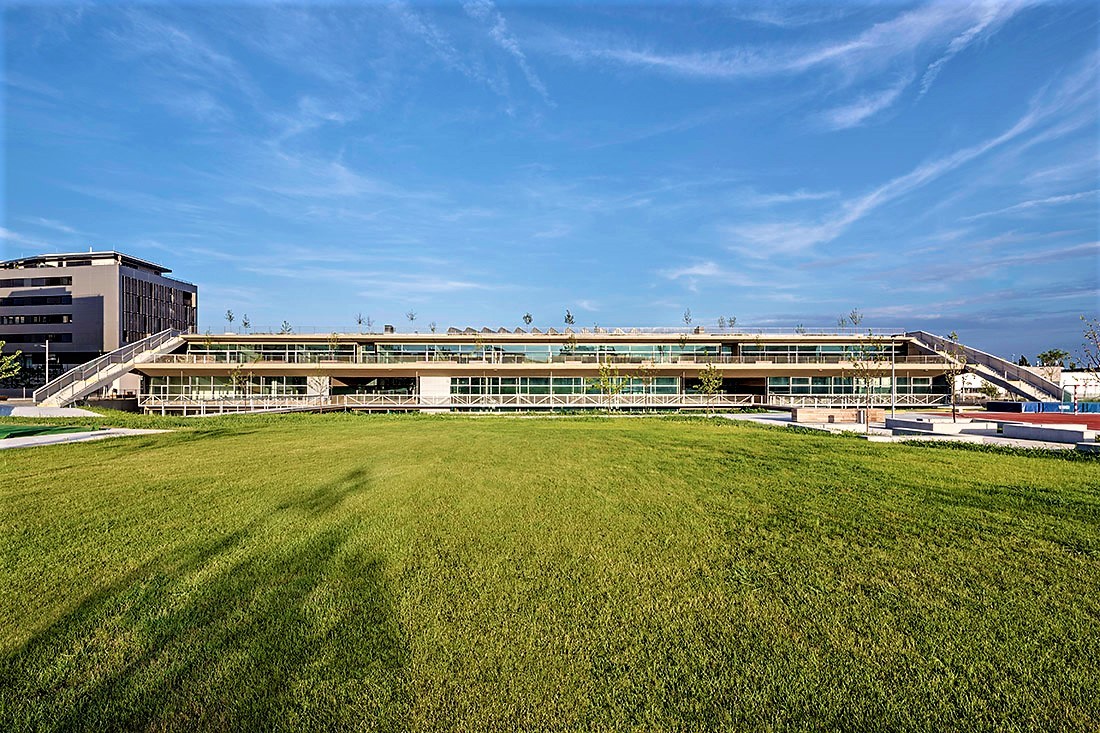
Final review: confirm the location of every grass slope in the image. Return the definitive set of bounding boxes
[1,415,1098,731]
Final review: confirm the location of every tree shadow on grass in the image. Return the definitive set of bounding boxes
[0,469,409,732]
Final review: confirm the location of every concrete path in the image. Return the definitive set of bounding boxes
[719,412,1076,450]
[0,405,98,417]
[0,428,170,451]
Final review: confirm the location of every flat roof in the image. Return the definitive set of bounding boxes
[0,250,173,275]
[181,331,912,344]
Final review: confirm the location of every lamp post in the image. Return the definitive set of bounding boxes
[890,344,897,418]
[37,338,51,384]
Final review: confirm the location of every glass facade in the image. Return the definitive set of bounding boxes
[187,342,358,363]
[147,375,310,398]
[766,376,936,395]
[451,376,679,396]
[741,343,903,360]
[378,342,725,364]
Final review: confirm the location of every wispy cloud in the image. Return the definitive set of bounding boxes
[728,51,1099,254]
[962,189,1100,220]
[0,228,51,249]
[107,8,258,101]
[549,2,1028,83]
[919,0,1029,97]
[18,217,81,235]
[746,189,839,206]
[818,74,912,130]
[659,260,763,289]
[463,0,552,105]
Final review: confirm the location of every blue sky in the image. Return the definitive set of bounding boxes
[3,1,1098,359]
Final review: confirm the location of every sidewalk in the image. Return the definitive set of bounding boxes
[0,428,171,451]
[719,412,1076,450]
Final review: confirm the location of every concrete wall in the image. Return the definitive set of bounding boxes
[419,376,451,404]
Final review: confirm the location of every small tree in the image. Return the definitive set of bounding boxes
[683,308,692,328]
[698,362,723,417]
[1036,348,1069,395]
[634,363,656,403]
[728,315,737,331]
[225,309,234,332]
[356,313,365,333]
[941,331,969,422]
[843,329,890,432]
[717,316,726,330]
[429,321,438,333]
[229,363,248,396]
[563,332,578,356]
[241,313,251,333]
[587,359,625,411]
[279,321,293,334]
[1081,316,1100,372]
[0,341,22,382]
[795,323,806,335]
[978,381,1001,400]
[406,311,417,330]
[564,309,575,327]
[523,312,533,326]
[1017,355,1031,367]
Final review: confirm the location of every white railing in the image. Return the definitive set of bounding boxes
[138,392,760,413]
[148,353,949,367]
[767,394,950,408]
[906,330,1063,400]
[221,325,910,336]
[34,328,186,404]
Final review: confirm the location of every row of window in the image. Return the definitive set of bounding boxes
[0,295,73,307]
[186,342,728,364]
[147,375,309,396]
[0,333,74,343]
[0,276,72,287]
[742,343,904,357]
[766,376,938,395]
[0,314,72,325]
[451,376,680,396]
[381,343,725,360]
[121,275,196,344]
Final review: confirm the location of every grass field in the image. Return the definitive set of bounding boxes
[1,414,1098,731]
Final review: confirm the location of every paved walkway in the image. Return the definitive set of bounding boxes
[0,405,98,417]
[719,412,1076,450]
[0,428,170,451]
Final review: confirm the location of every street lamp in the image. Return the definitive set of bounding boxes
[37,338,51,384]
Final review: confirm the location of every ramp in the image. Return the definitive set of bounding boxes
[34,329,187,408]
[905,331,1064,402]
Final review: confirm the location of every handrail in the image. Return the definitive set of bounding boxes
[768,394,949,408]
[33,328,186,404]
[147,353,950,366]
[137,392,760,410]
[905,331,1063,399]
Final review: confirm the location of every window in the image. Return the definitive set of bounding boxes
[0,295,73,307]
[0,314,72,325]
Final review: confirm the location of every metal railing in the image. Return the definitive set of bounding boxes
[138,391,760,413]
[768,394,950,408]
[148,353,949,367]
[906,331,1063,400]
[34,328,186,404]
[214,325,910,336]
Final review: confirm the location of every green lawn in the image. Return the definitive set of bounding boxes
[1,414,1098,731]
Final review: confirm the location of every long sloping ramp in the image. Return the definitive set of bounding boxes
[906,330,1064,401]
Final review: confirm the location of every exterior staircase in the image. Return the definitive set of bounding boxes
[905,330,1065,402]
[34,328,187,408]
